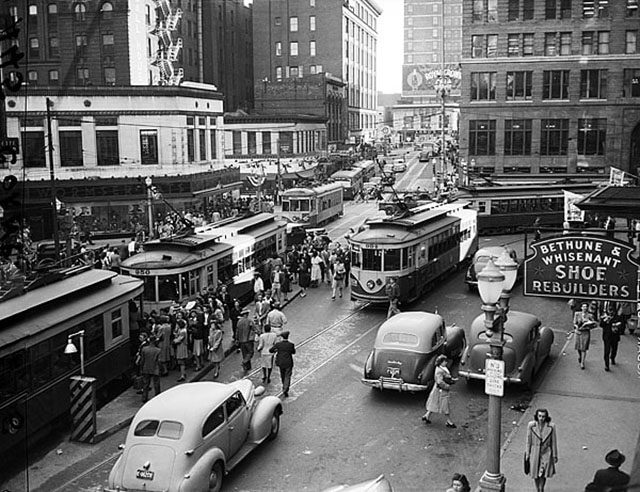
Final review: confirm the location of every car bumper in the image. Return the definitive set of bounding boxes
[361,377,429,392]
[458,370,523,384]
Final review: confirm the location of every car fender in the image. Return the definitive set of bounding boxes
[180,448,226,492]
[517,352,535,384]
[363,350,374,378]
[249,396,283,443]
[444,325,466,360]
[537,326,555,367]
[107,455,123,488]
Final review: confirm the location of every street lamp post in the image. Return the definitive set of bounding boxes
[64,330,86,377]
[145,176,154,239]
[477,249,518,492]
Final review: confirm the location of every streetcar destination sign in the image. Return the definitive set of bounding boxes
[524,235,639,302]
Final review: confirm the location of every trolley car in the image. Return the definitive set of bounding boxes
[455,181,598,235]
[280,182,344,227]
[0,268,144,463]
[330,167,365,199]
[348,201,478,305]
[119,212,287,312]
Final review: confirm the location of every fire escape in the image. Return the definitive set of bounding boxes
[150,0,183,85]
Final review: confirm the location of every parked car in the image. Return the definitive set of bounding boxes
[322,475,394,492]
[107,380,282,492]
[458,311,554,387]
[392,161,407,173]
[464,246,523,291]
[362,311,466,392]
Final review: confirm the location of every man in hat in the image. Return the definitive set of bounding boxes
[270,331,296,397]
[591,449,630,492]
[139,336,161,403]
[236,308,258,371]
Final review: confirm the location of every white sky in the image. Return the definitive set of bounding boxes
[376,0,403,94]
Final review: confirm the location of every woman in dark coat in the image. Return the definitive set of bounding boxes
[525,408,558,492]
[281,265,292,302]
[298,258,311,297]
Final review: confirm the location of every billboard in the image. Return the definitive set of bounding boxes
[403,64,462,95]
[524,235,639,302]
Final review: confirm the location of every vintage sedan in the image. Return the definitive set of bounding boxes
[362,312,466,392]
[464,246,523,291]
[458,311,554,387]
[107,380,282,492]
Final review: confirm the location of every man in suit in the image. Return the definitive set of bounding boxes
[236,309,257,371]
[270,331,296,397]
[591,449,630,492]
[139,336,161,403]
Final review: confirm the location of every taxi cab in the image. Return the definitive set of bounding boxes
[107,380,282,492]
[362,312,466,392]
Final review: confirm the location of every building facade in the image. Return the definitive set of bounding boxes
[252,0,381,144]
[3,0,253,109]
[1,86,242,240]
[459,0,640,177]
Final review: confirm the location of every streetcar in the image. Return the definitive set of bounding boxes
[348,201,478,305]
[0,268,144,462]
[353,159,377,181]
[280,182,344,227]
[119,212,287,312]
[330,167,365,199]
[455,181,599,235]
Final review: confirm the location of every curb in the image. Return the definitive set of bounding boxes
[92,289,302,443]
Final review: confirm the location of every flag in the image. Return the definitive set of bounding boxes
[246,174,266,188]
[609,167,630,186]
[564,190,585,222]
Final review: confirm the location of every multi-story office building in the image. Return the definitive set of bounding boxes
[4,0,253,110]
[400,0,462,132]
[253,0,381,145]
[459,0,640,177]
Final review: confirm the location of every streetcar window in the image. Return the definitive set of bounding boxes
[282,200,290,212]
[383,249,401,271]
[84,315,106,359]
[159,275,179,301]
[402,247,414,268]
[362,249,382,271]
[206,264,215,287]
[218,255,233,284]
[0,350,29,400]
[111,308,123,339]
[142,276,156,302]
[350,248,361,267]
[30,340,52,388]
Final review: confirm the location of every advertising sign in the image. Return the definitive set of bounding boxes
[524,235,640,302]
[564,190,585,222]
[403,64,462,95]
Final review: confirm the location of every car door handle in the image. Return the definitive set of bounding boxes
[229,426,235,430]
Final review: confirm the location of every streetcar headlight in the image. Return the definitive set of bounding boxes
[366,280,375,289]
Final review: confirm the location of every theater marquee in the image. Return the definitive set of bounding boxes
[524,235,640,302]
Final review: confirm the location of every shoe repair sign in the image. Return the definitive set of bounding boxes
[524,235,639,302]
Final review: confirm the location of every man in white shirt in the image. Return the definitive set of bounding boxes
[266,303,288,336]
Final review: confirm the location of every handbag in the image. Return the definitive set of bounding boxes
[524,454,530,475]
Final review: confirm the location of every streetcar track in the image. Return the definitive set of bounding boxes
[50,451,120,492]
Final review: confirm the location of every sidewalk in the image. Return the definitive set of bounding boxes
[93,285,303,443]
[498,331,640,491]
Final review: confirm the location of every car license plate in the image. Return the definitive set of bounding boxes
[136,469,154,480]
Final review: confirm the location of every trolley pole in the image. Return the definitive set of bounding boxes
[46,98,61,263]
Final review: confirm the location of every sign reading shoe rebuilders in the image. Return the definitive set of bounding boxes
[524,235,639,302]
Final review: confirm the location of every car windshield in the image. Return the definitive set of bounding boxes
[381,332,419,347]
[134,419,184,440]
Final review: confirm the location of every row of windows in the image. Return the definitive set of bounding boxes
[468,118,606,157]
[471,30,640,58]
[26,32,115,59]
[275,41,316,57]
[15,2,114,21]
[470,69,640,102]
[472,0,637,22]
[274,64,324,81]
[276,15,316,32]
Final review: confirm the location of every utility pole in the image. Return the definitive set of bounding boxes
[46,98,61,263]
[439,0,447,195]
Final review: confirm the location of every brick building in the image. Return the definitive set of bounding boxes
[459,0,640,178]
[252,0,381,145]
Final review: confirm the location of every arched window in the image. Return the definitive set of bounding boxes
[74,3,87,21]
[101,2,113,19]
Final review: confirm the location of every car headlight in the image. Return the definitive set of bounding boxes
[366,279,375,289]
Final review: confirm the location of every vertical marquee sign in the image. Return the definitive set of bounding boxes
[524,235,640,302]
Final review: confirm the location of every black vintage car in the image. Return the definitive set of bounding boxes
[362,311,466,392]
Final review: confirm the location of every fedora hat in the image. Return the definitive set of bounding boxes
[605,449,626,467]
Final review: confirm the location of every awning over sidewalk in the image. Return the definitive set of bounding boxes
[576,185,640,219]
